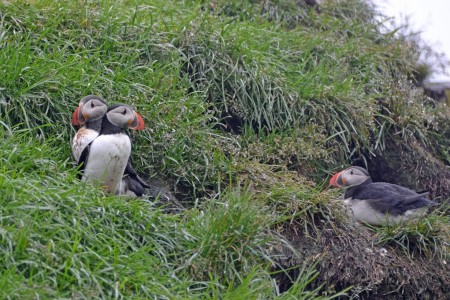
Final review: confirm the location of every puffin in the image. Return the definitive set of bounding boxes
[71,95,108,163]
[329,166,437,225]
[77,103,146,195]
[71,97,150,196]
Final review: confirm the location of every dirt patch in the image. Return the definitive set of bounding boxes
[273,217,450,299]
[368,137,450,200]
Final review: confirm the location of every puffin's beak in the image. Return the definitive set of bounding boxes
[329,171,343,188]
[72,107,81,126]
[128,111,145,130]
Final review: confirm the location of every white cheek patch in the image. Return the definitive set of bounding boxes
[106,111,131,128]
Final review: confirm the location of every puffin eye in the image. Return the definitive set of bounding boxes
[91,102,95,108]
[350,170,354,175]
[122,109,127,115]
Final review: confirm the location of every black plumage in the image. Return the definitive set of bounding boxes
[329,166,437,225]
[344,181,433,216]
[73,102,149,196]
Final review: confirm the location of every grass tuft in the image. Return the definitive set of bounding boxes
[0,0,449,298]
[373,208,450,260]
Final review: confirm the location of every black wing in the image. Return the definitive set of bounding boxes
[76,141,92,179]
[352,182,421,200]
[122,176,146,197]
[124,158,150,189]
[352,183,433,215]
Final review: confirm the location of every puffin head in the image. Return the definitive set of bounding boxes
[106,104,145,130]
[329,166,371,188]
[72,95,108,126]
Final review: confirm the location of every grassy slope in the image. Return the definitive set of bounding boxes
[0,0,449,299]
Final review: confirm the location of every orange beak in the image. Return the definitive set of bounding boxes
[72,106,81,126]
[329,171,344,188]
[128,111,145,130]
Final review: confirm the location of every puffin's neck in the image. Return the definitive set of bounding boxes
[344,177,373,198]
[100,117,126,135]
[85,118,103,132]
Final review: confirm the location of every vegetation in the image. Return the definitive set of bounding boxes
[0,0,448,298]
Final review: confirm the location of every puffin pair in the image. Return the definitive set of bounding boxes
[329,166,437,225]
[71,95,148,196]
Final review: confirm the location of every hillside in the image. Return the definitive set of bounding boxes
[0,0,449,299]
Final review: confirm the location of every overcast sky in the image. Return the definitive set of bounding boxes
[375,0,450,82]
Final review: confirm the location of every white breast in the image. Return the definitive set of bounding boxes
[344,199,429,226]
[81,134,131,194]
[72,128,99,163]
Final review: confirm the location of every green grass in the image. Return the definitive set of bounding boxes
[1,0,449,298]
[372,207,450,260]
[0,126,334,298]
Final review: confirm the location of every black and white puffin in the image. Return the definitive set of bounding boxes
[77,103,146,195]
[72,98,150,196]
[329,166,437,225]
[71,95,107,163]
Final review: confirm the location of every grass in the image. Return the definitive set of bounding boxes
[0,0,449,298]
[0,126,333,298]
[372,207,450,260]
